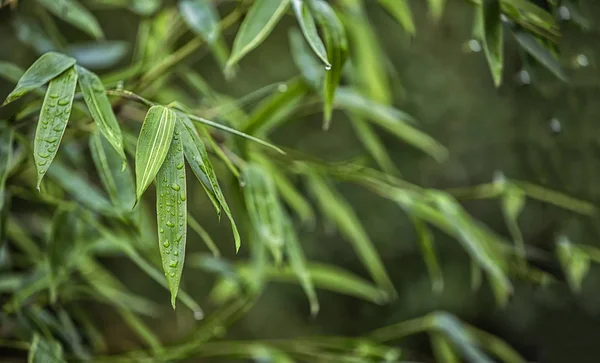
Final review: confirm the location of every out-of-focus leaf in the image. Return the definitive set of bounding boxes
[480,0,504,87]
[2,52,76,106]
[156,131,187,308]
[178,117,240,252]
[131,0,162,15]
[47,207,80,302]
[188,214,220,257]
[89,132,136,212]
[77,66,126,165]
[500,184,526,266]
[378,0,416,35]
[515,180,594,215]
[67,42,129,70]
[412,217,444,293]
[28,333,65,363]
[118,308,162,352]
[34,66,77,188]
[431,333,460,363]
[513,30,567,81]
[0,123,13,212]
[226,0,291,70]
[11,15,56,55]
[428,0,446,21]
[179,0,220,43]
[135,105,176,200]
[0,61,24,83]
[556,236,589,293]
[465,325,527,363]
[306,173,395,297]
[243,163,285,262]
[431,312,494,363]
[336,88,448,161]
[349,115,399,176]
[312,0,348,129]
[292,0,330,67]
[289,28,324,90]
[38,0,104,40]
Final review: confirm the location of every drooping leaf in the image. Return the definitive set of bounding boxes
[513,30,567,81]
[0,61,25,83]
[2,52,76,106]
[67,41,129,70]
[34,66,77,188]
[312,0,348,129]
[89,132,136,212]
[289,28,324,90]
[378,0,416,35]
[500,183,526,266]
[556,235,590,293]
[226,0,291,70]
[431,312,494,363]
[480,0,504,87]
[47,207,80,302]
[0,123,13,212]
[178,117,240,252]
[412,217,444,293]
[28,333,66,363]
[37,0,104,40]
[179,0,220,43]
[135,105,176,200]
[77,66,127,166]
[292,0,330,67]
[11,15,57,55]
[156,131,187,308]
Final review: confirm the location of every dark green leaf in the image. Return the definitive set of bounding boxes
[135,105,176,200]
[37,0,104,40]
[2,52,76,106]
[289,28,324,90]
[34,66,78,188]
[431,333,460,363]
[412,217,444,293]
[480,0,504,87]
[179,0,220,43]
[226,0,291,69]
[292,0,330,67]
[67,42,129,70]
[0,123,13,212]
[378,0,416,35]
[28,333,66,363]
[349,114,399,176]
[47,207,80,302]
[188,213,221,257]
[156,131,187,308]
[513,30,567,81]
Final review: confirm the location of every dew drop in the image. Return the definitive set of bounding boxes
[179,193,186,201]
[517,69,531,85]
[467,39,482,53]
[559,5,571,20]
[174,250,179,256]
[48,147,56,153]
[166,221,175,227]
[57,99,69,106]
[42,119,49,125]
[194,310,204,320]
[324,64,332,71]
[163,240,170,248]
[278,83,288,92]
[176,163,184,170]
[176,235,183,243]
[550,118,561,133]
[160,228,164,233]
[575,54,589,68]
[39,170,45,174]
[169,271,175,277]
[45,137,58,143]
[171,183,180,191]
[37,161,47,166]
[53,125,63,132]
[38,152,50,158]
[49,94,59,99]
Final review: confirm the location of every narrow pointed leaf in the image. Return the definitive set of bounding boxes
[178,117,241,252]
[513,30,567,81]
[156,133,187,308]
[431,313,494,363]
[29,333,66,363]
[431,333,460,363]
[412,217,444,293]
[465,325,527,363]
[480,0,504,87]
[48,207,80,302]
[77,65,126,166]
[292,0,330,67]
[501,184,526,266]
[289,28,324,90]
[312,0,348,129]
[179,0,220,43]
[135,105,176,199]
[349,115,399,175]
[428,0,446,21]
[0,123,13,212]
[226,0,291,69]
[67,41,129,70]
[556,236,589,293]
[2,52,75,106]
[34,66,77,188]
[89,132,136,211]
[188,213,221,257]
[378,0,416,35]
[37,0,104,40]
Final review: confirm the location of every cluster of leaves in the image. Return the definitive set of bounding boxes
[0,0,596,362]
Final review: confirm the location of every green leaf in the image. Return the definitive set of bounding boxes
[66,41,129,70]
[89,132,136,212]
[431,333,460,363]
[77,66,126,166]
[501,184,526,266]
[428,0,446,21]
[431,312,494,363]
[514,180,594,215]
[135,105,176,200]
[556,236,590,293]
[28,333,66,363]
[226,0,291,69]
[156,132,187,308]
[307,173,396,297]
[378,0,416,35]
[513,30,567,82]
[0,123,13,212]
[480,0,504,87]
[465,325,527,363]
[349,114,399,176]
[2,52,76,106]
[289,28,324,90]
[312,0,348,129]
[292,0,330,67]
[179,0,220,43]
[37,0,104,40]
[117,308,163,353]
[0,61,25,83]
[412,217,444,293]
[188,213,221,257]
[47,207,80,303]
[34,66,78,189]
[336,88,448,161]
[178,117,241,252]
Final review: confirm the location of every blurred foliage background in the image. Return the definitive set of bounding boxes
[2,0,600,362]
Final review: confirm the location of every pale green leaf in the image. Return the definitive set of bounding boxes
[67,41,129,70]
[431,333,460,363]
[2,52,76,106]
[556,236,589,293]
[431,312,494,363]
[34,66,78,188]
[378,0,416,35]
[11,15,56,55]
[428,0,446,21]
[156,132,187,308]
[0,123,13,212]
[77,65,126,166]
[118,308,163,352]
[465,325,527,363]
[37,0,104,40]
[480,0,504,87]
[28,333,66,363]
[349,114,399,176]
[501,184,526,266]
[135,105,176,199]
[292,0,330,67]
[179,0,220,43]
[226,0,291,69]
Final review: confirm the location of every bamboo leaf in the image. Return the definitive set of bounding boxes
[312,0,348,129]
[501,184,526,266]
[34,66,77,188]
[2,52,76,106]
[179,0,220,43]
[292,0,330,67]
[513,30,567,82]
[289,28,324,90]
[156,131,187,308]
[47,207,80,303]
[178,117,241,252]
[135,105,176,200]
[77,65,126,166]
[0,123,13,212]
[349,114,399,176]
[67,41,129,70]
[465,325,527,363]
[431,333,460,363]
[428,0,447,21]
[480,0,504,87]
[89,132,136,212]
[412,217,444,293]
[556,235,589,293]
[37,0,104,40]
[378,0,416,35]
[431,312,494,363]
[0,61,25,83]
[28,333,66,363]
[226,0,291,70]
